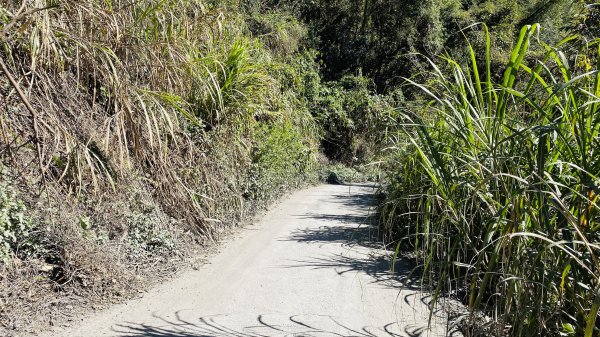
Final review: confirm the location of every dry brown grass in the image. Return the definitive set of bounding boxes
[0,0,319,334]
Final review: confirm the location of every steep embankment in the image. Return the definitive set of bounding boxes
[0,1,323,333]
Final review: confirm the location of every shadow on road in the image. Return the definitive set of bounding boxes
[328,190,378,208]
[288,187,379,246]
[281,251,421,290]
[286,222,379,245]
[113,312,462,337]
[284,187,416,289]
[109,186,463,337]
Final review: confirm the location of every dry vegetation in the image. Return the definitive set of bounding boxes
[0,0,322,333]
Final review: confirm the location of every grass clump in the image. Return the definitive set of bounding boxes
[381,25,600,336]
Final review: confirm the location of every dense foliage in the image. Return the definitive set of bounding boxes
[263,0,585,90]
[312,74,396,163]
[381,25,600,336]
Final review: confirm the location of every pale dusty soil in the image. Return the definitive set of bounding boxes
[36,184,462,337]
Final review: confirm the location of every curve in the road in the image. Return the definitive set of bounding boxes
[42,184,461,337]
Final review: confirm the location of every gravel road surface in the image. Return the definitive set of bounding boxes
[41,184,460,337]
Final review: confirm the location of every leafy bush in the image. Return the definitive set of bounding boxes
[0,186,36,262]
[126,211,176,257]
[312,75,395,163]
[245,121,316,201]
[317,164,380,184]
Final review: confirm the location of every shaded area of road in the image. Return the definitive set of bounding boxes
[113,312,463,337]
[41,184,461,337]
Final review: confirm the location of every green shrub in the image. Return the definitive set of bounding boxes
[312,75,395,164]
[0,186,36,262]
[245,120,316,200]
[126,211,176,257]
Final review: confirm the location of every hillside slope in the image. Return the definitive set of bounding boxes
[0,1,324,333]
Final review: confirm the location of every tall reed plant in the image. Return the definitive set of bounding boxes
[382,25,600,336]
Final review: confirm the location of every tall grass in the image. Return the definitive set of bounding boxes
[0,0,318,233]
[382,25,600,336]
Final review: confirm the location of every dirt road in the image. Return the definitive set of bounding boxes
[42,184,460,337]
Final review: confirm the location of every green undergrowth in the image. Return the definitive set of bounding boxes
[317,164,381,185]
[0,183,39,263]
[312,74,398,164]
[245,120,317,200]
